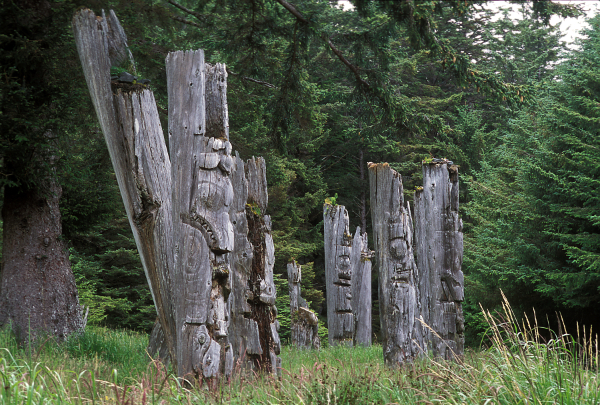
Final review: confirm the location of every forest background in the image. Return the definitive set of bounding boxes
[1,0,598,347]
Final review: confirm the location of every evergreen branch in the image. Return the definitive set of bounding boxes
[226,68,276,89]
[275,0,372,91]
[275,0,309,24]
[171,15,201,29]
[323,35,371,89]
[167,0,213,23]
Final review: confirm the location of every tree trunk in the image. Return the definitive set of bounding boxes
[229,156,282,373]
[368,163,424,366]
[0,179,83,344]
[414,161,464,360]
[351,227,372,346]
[323,204,354,346]
[72,9,176,366]
[288,260,320,349]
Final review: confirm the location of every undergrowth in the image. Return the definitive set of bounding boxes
[1,296,598,404]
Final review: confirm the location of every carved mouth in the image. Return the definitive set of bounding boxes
[183,212,231,254]
[391,269,411,283]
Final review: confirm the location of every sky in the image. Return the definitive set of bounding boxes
[336,0,599,44]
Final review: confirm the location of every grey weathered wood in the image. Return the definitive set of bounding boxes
[72,9,176,365]
[75,8,278,380]
[244,157,281,375]
[369,163,424,366]
[228,156,281,373]
[323,204,354,346]
[351,228,372,346]
[414,161,464,360]
[288,261,320,349]
[167,49,235,380]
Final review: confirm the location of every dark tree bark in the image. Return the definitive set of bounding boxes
[0,0,83,345]
[0,179,83,343]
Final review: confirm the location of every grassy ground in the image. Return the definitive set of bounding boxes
[1,301,599,404]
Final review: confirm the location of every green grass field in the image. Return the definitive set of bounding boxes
[1,302,599,404]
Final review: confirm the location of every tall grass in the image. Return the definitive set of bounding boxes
[1,297,598,404]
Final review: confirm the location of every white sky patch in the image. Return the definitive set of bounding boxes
[485,1,599,46]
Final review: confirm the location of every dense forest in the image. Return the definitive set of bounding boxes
[0,0,598,349]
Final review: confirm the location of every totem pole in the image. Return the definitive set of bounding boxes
[351,228,372,346]
[323,204,354,346]
[228,156,281,374]
[369,163,424,366]
[414,160,464,359]
[288,261,320,349]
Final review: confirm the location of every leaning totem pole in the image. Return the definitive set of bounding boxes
[288,260,320,349]
[72,9,279,381]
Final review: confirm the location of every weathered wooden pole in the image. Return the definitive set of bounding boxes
[74,9,279,380]
[167,50,235,380]
[288,261,320,349]
[414,160,464,359]
[351,228,372,346]
[369,163,424,366]
[323,204,355,346]
[228,156,281,374]
[72,9,176,365]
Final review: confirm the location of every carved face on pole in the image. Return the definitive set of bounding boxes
[388,216,413,286]
[334,241,353,314]
[191,138,234,254]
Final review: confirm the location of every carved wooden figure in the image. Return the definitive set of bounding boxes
[369,163,424,366]
[414,161,464,360]
[167,51,234,381]
[288,261,320,349]
[228,156,281,374]
[73,9,279,380]
[351,228,372,346]
[323,204,355,346]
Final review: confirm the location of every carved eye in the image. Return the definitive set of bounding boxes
[390,239,406,259]
[197,181,226,209]
[338,255,351,270]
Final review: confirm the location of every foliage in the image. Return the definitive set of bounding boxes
[1,300,600,404]
[463,10,600,337]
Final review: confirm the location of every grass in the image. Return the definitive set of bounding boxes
[1,298,599,404]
